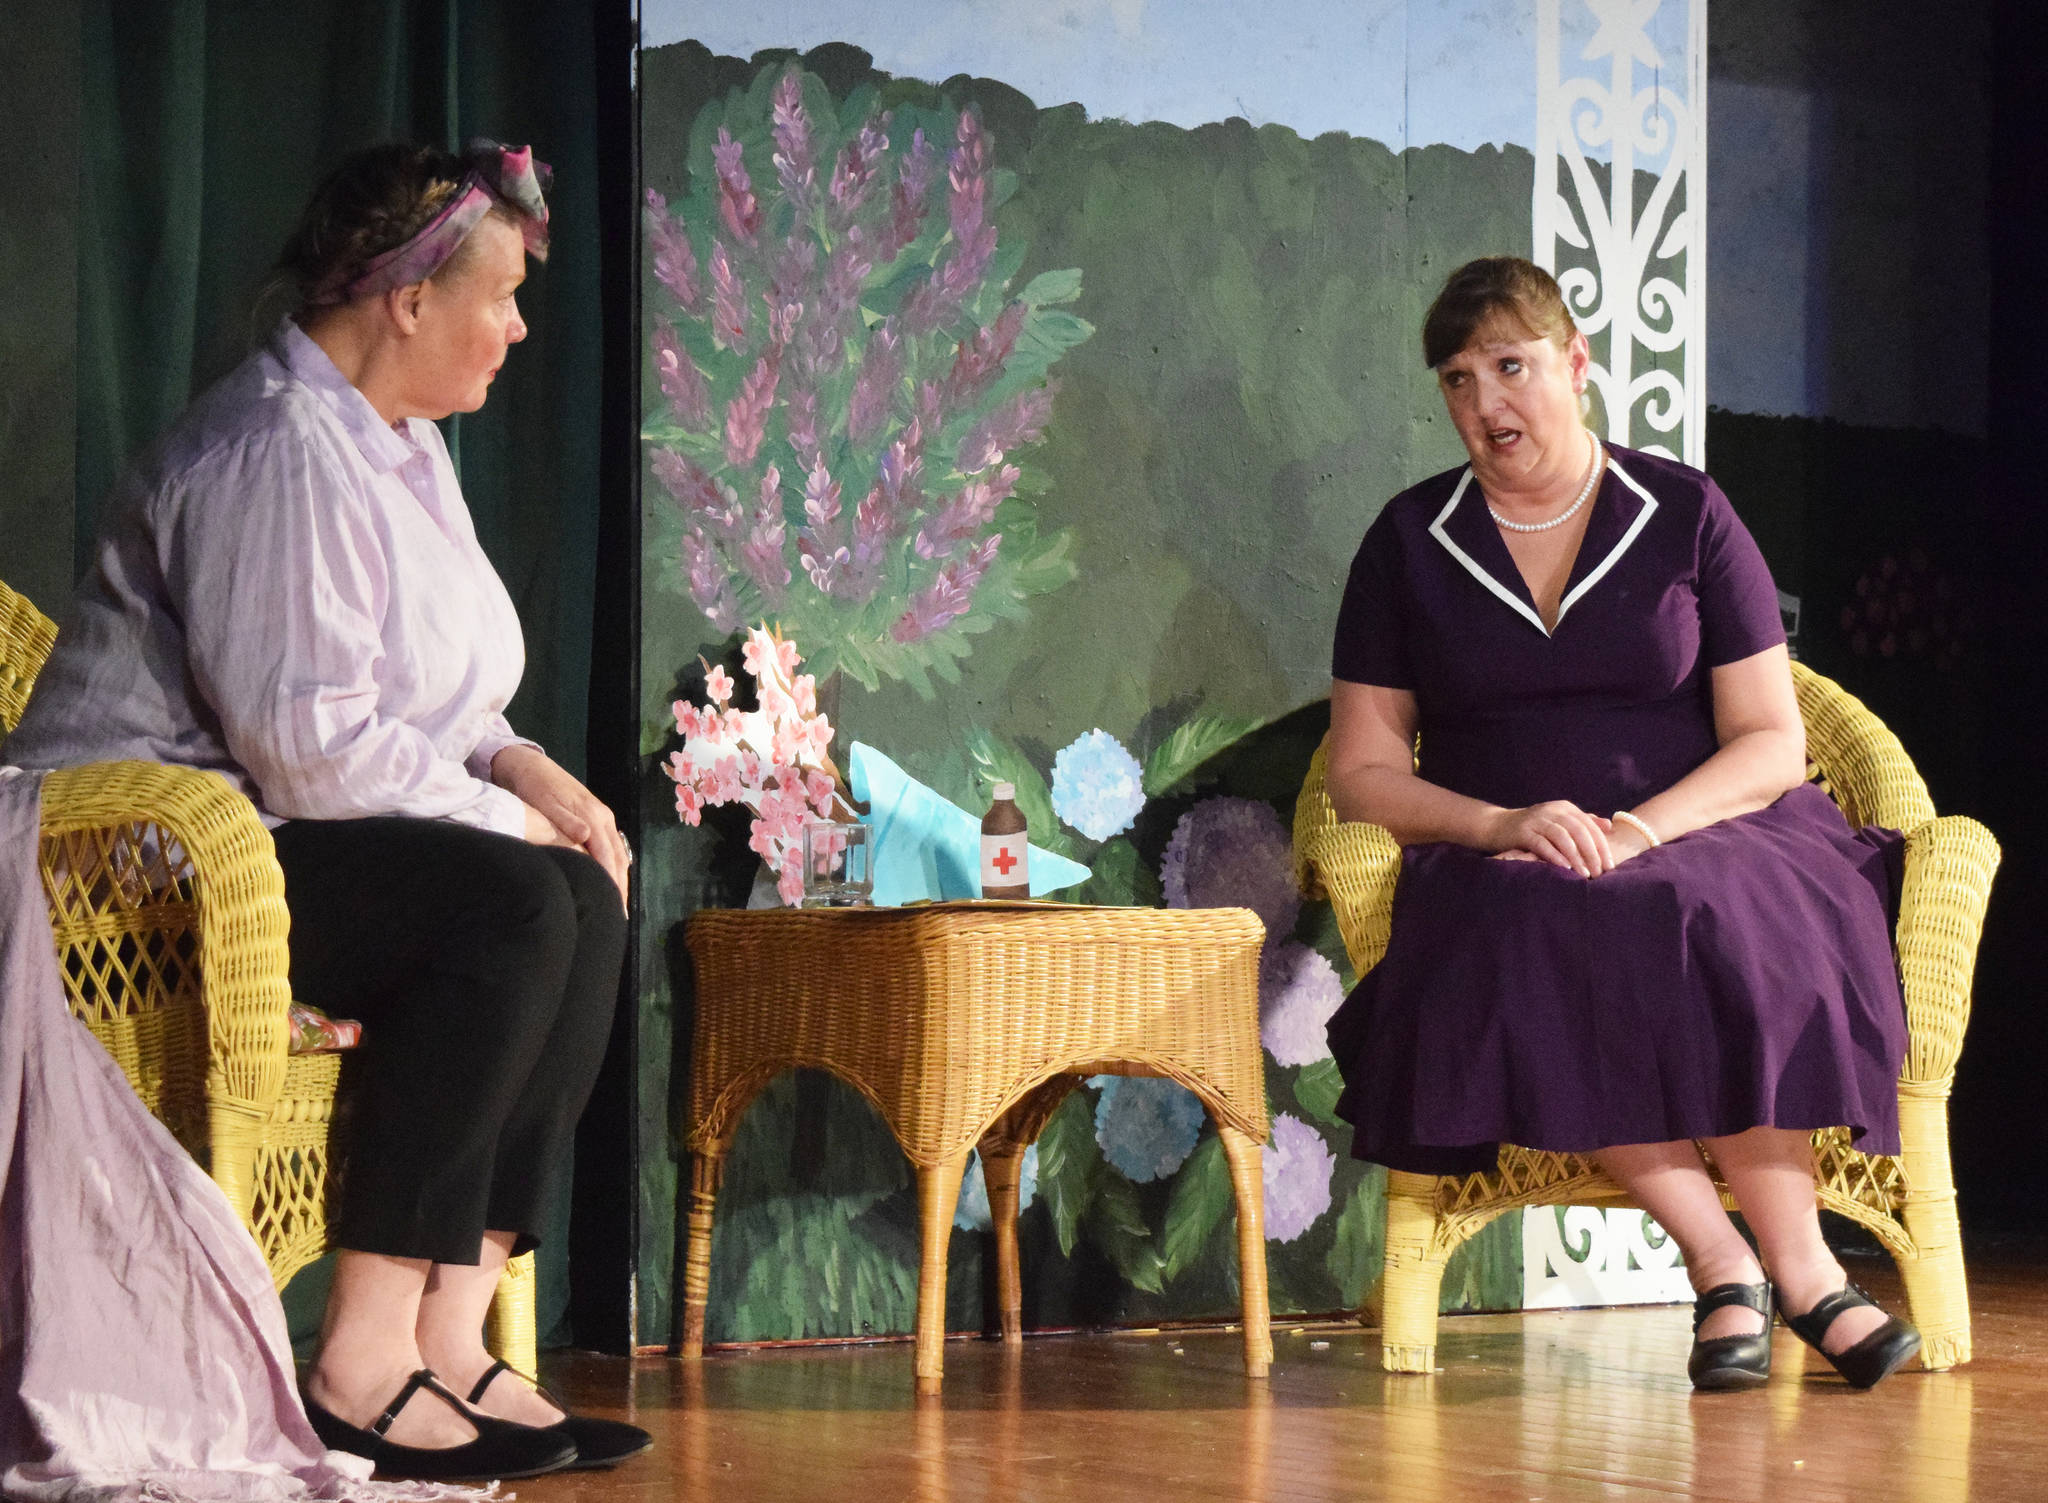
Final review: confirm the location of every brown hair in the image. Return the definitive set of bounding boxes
[266,142,522,317]
[1421,257,1577,369]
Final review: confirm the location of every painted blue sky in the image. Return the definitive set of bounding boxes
[642,0,1685,153]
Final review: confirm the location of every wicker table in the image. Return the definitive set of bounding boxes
[680,902,1274,1389]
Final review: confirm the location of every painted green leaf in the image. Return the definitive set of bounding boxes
[1072,837,1155,908]
[965,728,1074,858]
[1018,268,1084,306]
[1034,1090,1097,1258]
[1088,1173,1164,1294]
[1142,715,1263,796]
[1324,1179,1383,1308]
[1292,1058,1344,1125]
[1158,1132,1232,1281]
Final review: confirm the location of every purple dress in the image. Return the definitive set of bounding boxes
[1325,445,1907,1175]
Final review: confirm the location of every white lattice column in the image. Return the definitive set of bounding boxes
[1534,0,1706,466]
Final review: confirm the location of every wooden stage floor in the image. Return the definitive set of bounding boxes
[525,1251,2046,1502]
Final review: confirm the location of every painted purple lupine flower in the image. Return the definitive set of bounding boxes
[845,318,902,444]
[891,535,998,643]
[954,1143,1039,1232]
[711,128,761,247]
[651,449,741,531]
[957,384,1057,475]
[737,465,791,600]
[1262,1112,1336,1243]
[644,190,702,312]
[902,113,997,334]
[680,529,740,633]
[827,115,891,231]
[1259,942,1345,1068]
[769,72,819,216]
[913,464,1018,560]
[651,320,711,431]
[646,75,1089,677]
[709,240,749,352]
[779,387,818,473]
[1092,1075,1207,1184]
[723,352,781,468]
[1161,797,1302,944]
[1050,729,1146,842]
[801,460,842,530]
[852,419,924,565]
[877,127,939,262]
[939,303,1027,415]
[948,109,990,244]
[766,237,815,335]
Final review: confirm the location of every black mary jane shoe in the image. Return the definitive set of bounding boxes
[1687,1280,1775,1390]
[303,1368,578,1482]
[1778,1282,1922,1390]
[470,1358,655,1470]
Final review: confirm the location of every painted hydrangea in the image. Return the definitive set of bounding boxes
[954,1144,1040,1232]
[1091,1074,1207,1183]
[1262,1111,1336,1243]
[1259,942,1346,1067]
[1160,796,1301,943]
[1050,728,1147,841]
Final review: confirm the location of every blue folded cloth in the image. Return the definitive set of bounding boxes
[848,742,1092,906]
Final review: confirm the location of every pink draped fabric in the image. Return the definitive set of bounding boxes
[0,769,489,1503]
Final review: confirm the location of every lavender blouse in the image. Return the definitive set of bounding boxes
[5,320,536,835]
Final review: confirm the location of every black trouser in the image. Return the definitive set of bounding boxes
[270,817,625,1266]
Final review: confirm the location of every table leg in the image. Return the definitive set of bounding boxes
[915,1151,972,1391]
[680,1150,724,1360]
[1218,1124,1273,1378]
[979,1139,1027,1341]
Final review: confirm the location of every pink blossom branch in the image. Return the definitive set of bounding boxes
[877,127,939,263]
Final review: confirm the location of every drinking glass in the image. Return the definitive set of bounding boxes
[801,819,873,907]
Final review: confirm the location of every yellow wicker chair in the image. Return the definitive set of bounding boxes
[1294,660,2000,1374]
[1,577,537,1374]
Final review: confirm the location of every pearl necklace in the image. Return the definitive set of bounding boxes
[1486,433,1604,534]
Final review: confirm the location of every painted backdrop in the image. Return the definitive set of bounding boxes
[634,0,1703,1347]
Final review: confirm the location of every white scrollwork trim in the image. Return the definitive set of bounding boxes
[1535,0,1706,468]
[1522,1207,1694,1310]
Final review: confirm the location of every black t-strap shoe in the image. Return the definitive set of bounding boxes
[302,1368,578,1481]
[1688,1280,1774,1390]
[1778,1283,1922,1389]
[469,1358,655,1470]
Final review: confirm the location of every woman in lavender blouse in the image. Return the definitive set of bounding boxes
[8,144,645,1478]
[1324,258,1923,1392]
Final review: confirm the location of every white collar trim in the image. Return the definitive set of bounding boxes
[1427,454,1659,638]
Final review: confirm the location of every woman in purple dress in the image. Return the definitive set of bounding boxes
[1324,258,1921,1390]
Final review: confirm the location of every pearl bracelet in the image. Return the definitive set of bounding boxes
[1613,810,1660,848]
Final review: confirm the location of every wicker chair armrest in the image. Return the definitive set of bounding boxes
[1301,821,1403,978]
[1894,813,2001,1091]
[39,761,293,1117]
[1791,661,1937,834]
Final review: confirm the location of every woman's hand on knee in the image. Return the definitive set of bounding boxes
[1487,801,1614,877]
[495,746,631,908]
